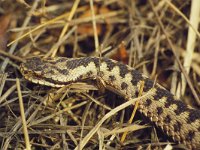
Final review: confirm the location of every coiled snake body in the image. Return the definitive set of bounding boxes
[20,57,200,149]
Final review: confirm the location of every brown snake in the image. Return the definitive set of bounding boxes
[20,57,200,149]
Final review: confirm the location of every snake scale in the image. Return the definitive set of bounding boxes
[20,57,200,149]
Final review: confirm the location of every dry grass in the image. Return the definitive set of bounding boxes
[0,0,200,149]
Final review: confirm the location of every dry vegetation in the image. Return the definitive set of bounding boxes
[0,0,200,149]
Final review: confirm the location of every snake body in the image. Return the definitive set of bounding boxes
[20,57,200,149]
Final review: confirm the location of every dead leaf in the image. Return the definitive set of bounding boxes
[111,41,128,64]
[0,14,11,50]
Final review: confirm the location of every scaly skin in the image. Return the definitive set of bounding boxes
[20,57,200,149]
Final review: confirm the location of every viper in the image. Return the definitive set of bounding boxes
[20,57,200,149]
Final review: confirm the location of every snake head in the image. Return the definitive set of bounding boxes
[20,57,98,87]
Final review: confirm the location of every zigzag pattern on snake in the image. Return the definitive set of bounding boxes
[20,57,200,149]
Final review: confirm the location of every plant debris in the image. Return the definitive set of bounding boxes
[0,0,200,149]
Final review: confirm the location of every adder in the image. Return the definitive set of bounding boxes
[20,56,200,149]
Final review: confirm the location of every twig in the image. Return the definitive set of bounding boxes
[50,0,80,57]
[90,0,100,53]
[2,0,40,71]
[16,78,31,150]
[179,0,200,96]
[0,49,25,63]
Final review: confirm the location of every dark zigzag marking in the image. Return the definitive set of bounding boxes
[103,58,116,71]
[154,87,200,124]
[66,57,100,69]
[117,63,129,78]
[143,78,154,92]
[187,109,200,123]
[154,88,187,113]
[130,69,143,86]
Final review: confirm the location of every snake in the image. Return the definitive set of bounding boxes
[20,56,200,149]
